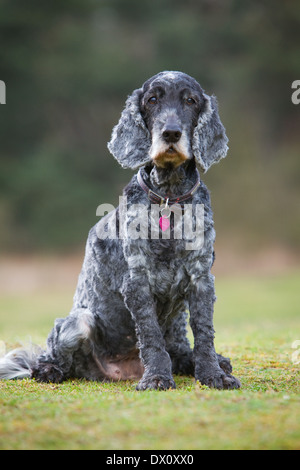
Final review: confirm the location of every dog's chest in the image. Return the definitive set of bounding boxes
[146,244,190,299]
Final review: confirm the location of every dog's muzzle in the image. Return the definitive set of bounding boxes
[150,114,191,168]
[162,122,182,144]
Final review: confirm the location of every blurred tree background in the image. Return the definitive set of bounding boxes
[0,0,299,255]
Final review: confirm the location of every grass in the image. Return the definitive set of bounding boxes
[0,271,299,450]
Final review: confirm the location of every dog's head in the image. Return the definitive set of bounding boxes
[108,71,228,172]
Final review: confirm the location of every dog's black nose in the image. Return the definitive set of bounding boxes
[162,126,182,143]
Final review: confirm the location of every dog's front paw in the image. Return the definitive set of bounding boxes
[219,373,241,390]
[217,353,233,375]
[31,363,64,383]
[196,366,241,390]
[136,373,176,391]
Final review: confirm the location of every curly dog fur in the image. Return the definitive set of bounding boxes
[0,71,240,390]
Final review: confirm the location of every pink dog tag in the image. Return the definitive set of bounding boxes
[159,216,170,231]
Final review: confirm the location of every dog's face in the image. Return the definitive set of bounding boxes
[140,72,205,169]
[108,71,229,173]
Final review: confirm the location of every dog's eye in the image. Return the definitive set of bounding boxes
[148,96,158,104]
[186,97,196,105]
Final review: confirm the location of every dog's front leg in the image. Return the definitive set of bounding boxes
[122,276,176,391]
[189,273,240,390]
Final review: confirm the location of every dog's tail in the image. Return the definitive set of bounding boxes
[0,343,43,380]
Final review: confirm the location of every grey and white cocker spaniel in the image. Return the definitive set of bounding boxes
[0,71,240,390]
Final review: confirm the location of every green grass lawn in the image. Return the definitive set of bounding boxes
[0,271,299,450]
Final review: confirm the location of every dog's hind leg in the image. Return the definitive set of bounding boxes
[31,309,95,383]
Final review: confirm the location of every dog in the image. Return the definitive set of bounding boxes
[0,71,240,390]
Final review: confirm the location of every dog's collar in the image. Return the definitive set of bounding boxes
[137,168,201,205]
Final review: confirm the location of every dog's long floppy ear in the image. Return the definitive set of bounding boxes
[107,88,151,169]
[192,94,229,173]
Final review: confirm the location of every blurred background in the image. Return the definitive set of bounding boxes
[0,0,299,296]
